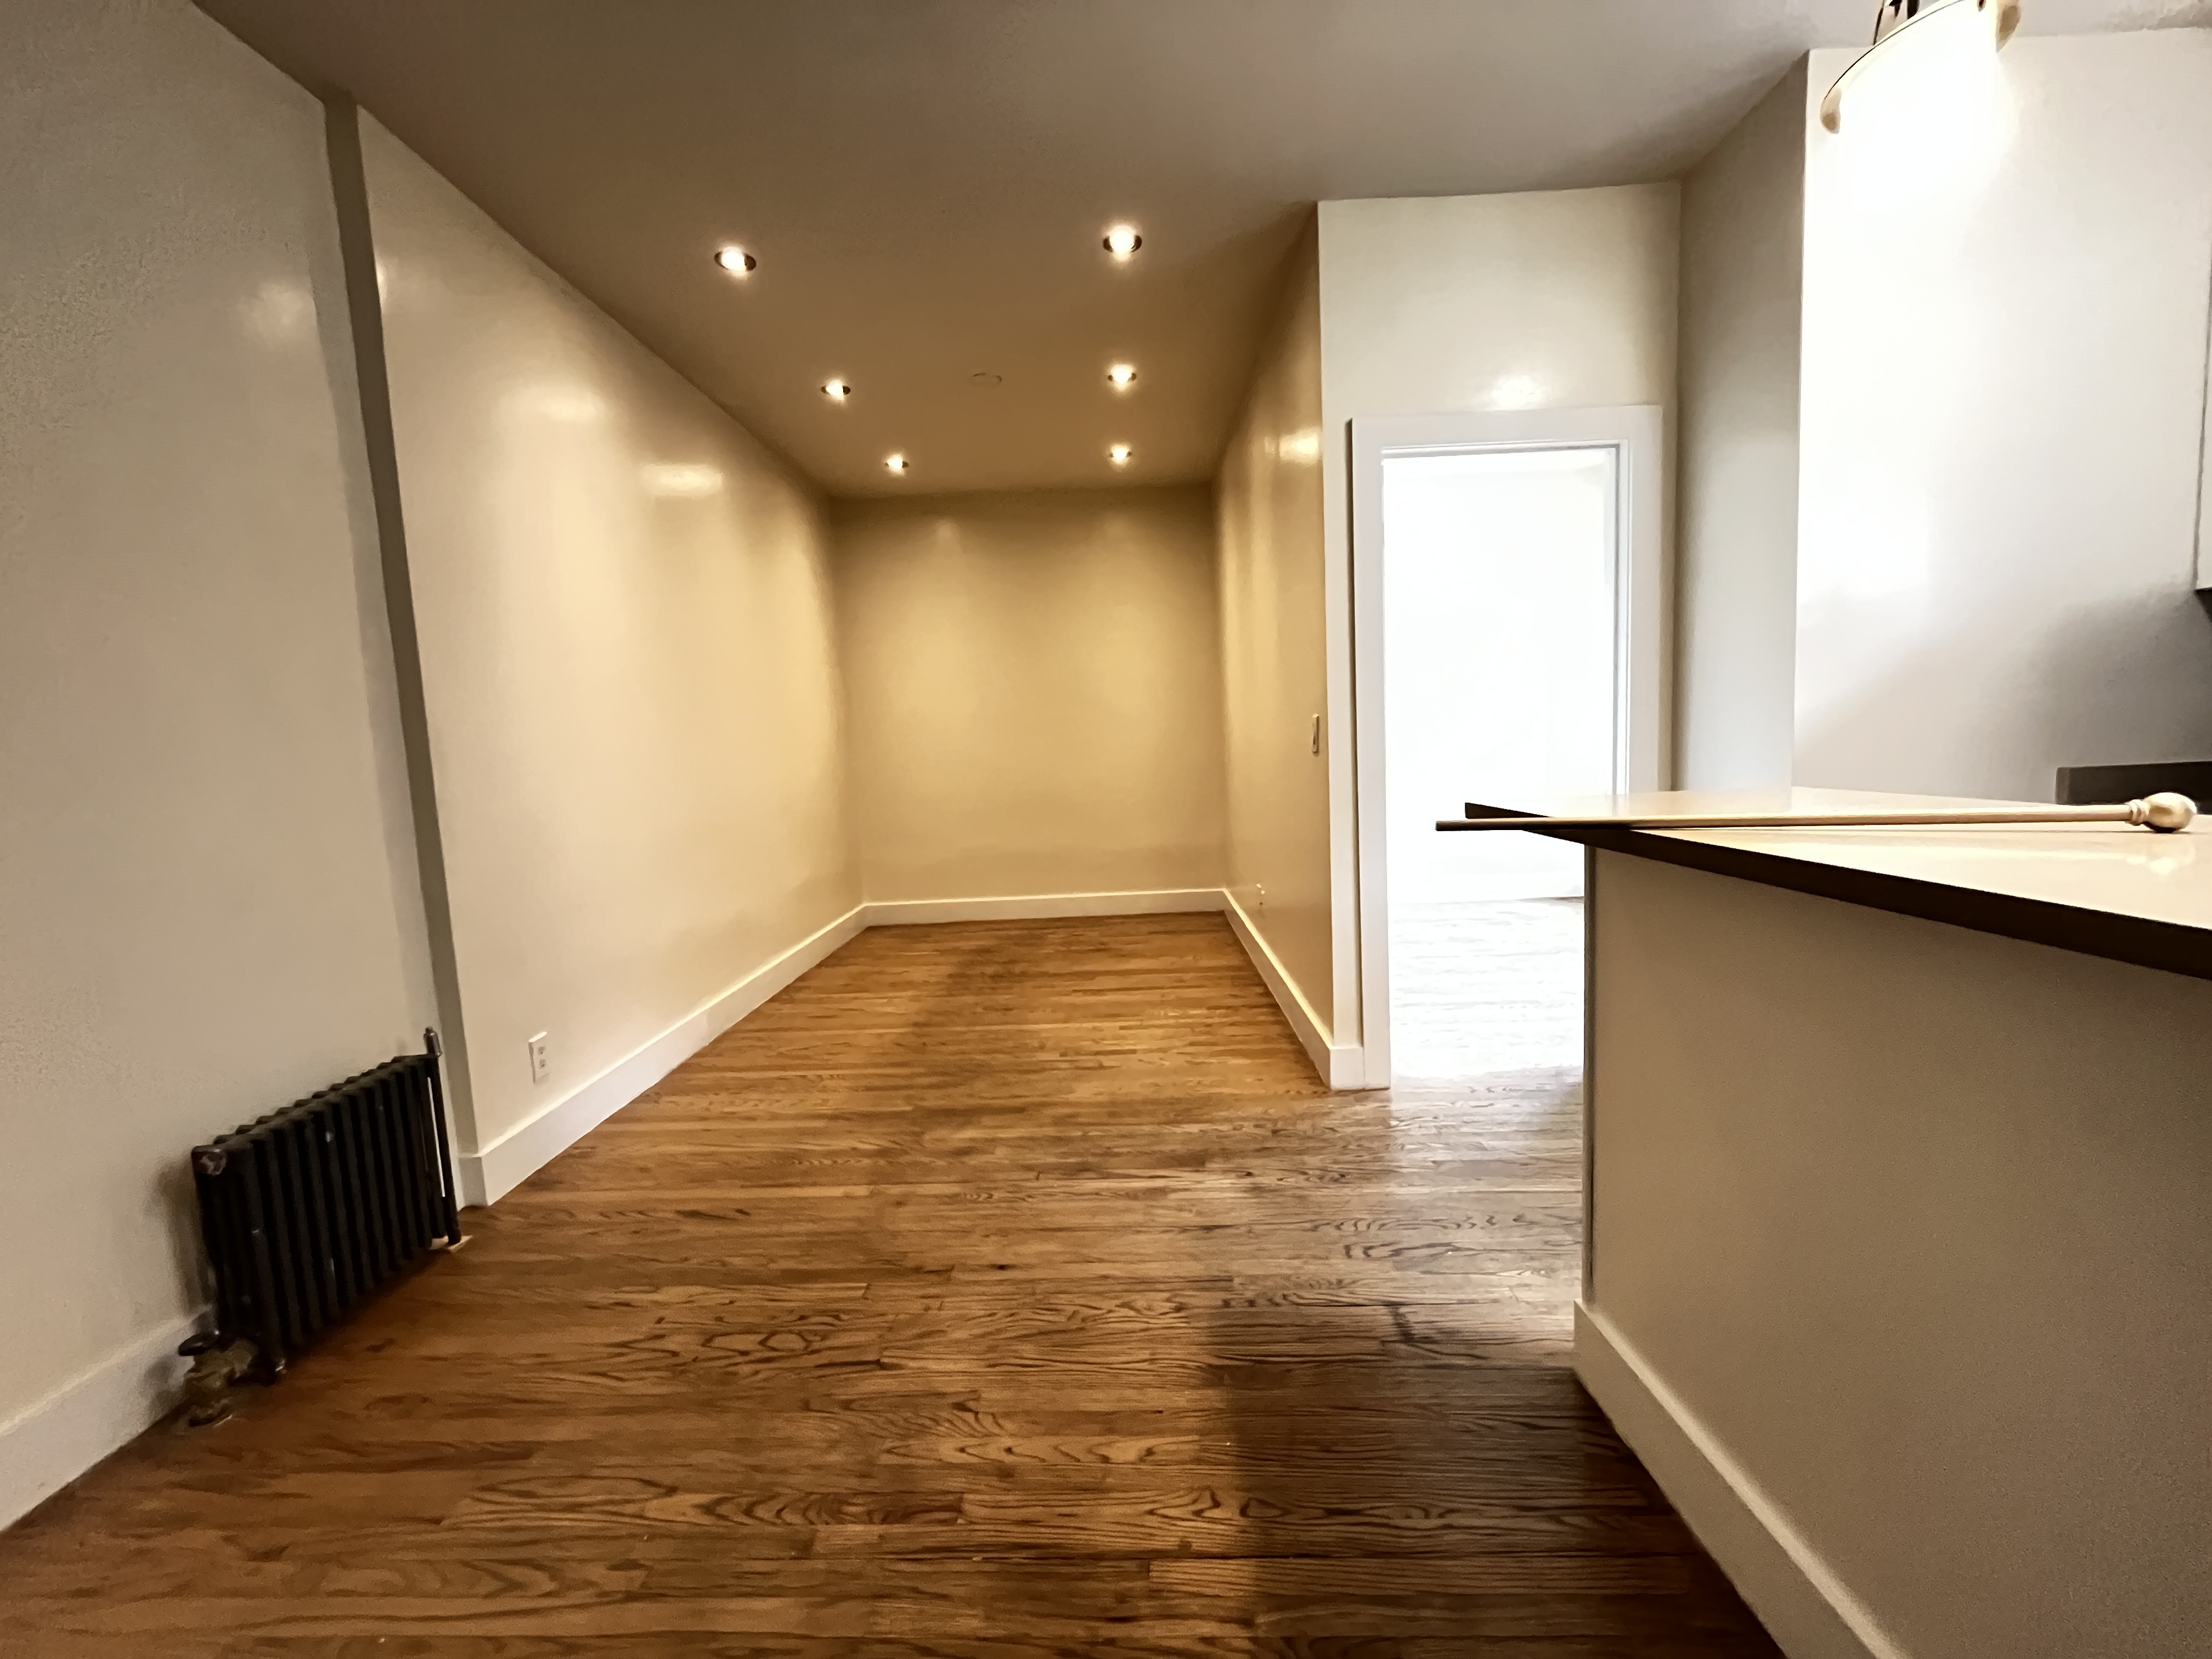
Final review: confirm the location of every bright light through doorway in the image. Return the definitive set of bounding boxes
[1381,444,1618,1078]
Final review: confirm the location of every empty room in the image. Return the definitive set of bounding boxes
[5,1,2211,1654]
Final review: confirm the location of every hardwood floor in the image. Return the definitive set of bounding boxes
[0,914,1779,1656]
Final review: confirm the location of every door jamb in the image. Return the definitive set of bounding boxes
[1347,406,1668,1088]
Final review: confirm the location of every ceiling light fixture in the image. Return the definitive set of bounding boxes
[885,453,910,474]
[1108,444,1133,466]
[1106,363,1137,388]
[1821,0,2018,132]
[821,380,852,401]
[714,245,757,275]
[1102,224,1142,260]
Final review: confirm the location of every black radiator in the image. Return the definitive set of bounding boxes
[189,1030,461,1375]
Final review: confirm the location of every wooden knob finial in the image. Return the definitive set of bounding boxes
[2136,793,2197,832]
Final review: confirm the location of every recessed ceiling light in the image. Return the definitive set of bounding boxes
[821,380,852,401]
[714,245,757,275]
[1106,363,1137,388]
[1102,224,1142,259]
[885,453,910,473]
[1108,444,1133,466]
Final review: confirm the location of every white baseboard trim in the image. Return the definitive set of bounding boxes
[1573,1301,1901,1659]
[862,888,1224,926]
[1221,890,1364,1089]
[0,1307,205,1532]
[458,903,868,1206]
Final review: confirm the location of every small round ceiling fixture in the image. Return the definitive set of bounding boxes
[1106,363,1137,388]
[1108,444,1133,466]
[885,453,910,474]
[1102,224,1142,260]
[714,245,757,275]
[821,380,852,401]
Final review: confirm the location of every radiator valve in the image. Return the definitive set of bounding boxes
[176,1334,260,1427]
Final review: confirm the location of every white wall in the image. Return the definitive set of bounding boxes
[1676,62,1808,791]
[0,0,433,1522]
[1797,30,2212,799]
[1216,228,1338,1049]
[1318,187,1681,429]
[833,487,1224,906]
[360,120,857,1187]
[1317,185,1680,1051]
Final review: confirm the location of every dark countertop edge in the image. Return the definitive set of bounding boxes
[1464,806,2212,985]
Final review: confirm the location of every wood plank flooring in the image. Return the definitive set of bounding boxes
[0,913,1779,1656]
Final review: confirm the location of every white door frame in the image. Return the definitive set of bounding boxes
[1350,406,1668,1088]
[2196,261,2212,590]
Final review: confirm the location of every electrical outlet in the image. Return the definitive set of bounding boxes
[527,1031,551,1084]
[1255,883,1267,910]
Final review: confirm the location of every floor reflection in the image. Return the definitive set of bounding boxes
[1390,897,1584,1079]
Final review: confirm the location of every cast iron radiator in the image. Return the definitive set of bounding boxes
[189,1030,461,1376]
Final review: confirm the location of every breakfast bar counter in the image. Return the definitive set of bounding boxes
[1468,789,2211,1659]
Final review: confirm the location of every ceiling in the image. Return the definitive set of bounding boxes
[199,0,2210,498]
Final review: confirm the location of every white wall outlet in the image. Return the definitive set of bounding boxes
[527,1031,551,1084]
[1255,883,1267,910]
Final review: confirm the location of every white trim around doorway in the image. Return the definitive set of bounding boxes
[1347,407,1668,1088]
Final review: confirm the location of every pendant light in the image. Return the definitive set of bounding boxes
[1821,0,2021,133]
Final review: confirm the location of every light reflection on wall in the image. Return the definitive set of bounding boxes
[1798,20,2016,754]
[1485,372,1547,411]
[506,384,607,424]
[640,462,725,498]
[240,278,313,345]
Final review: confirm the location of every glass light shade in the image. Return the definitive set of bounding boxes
[1821,0,2019,133]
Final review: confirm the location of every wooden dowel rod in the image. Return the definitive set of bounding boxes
[1436,794,2198,834]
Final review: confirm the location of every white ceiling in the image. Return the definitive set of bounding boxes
[199,0,2210,498]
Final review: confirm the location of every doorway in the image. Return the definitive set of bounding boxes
[1350,408,1664,1085]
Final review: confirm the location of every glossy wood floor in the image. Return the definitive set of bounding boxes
[0,914,1779,1656]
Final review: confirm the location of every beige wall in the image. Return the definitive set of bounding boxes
[834,487,1224,903]
[0,0,433,1516]
[1315,185,1680,1050]
[1676,63,1807,791]
[1216,230,1336,1037]
[361,119,857,1164]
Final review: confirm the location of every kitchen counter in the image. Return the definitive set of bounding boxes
[1513,787,2212,1659]
[1463,786,2212,981]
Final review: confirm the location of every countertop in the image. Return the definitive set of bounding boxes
[1460,787,2212,981]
